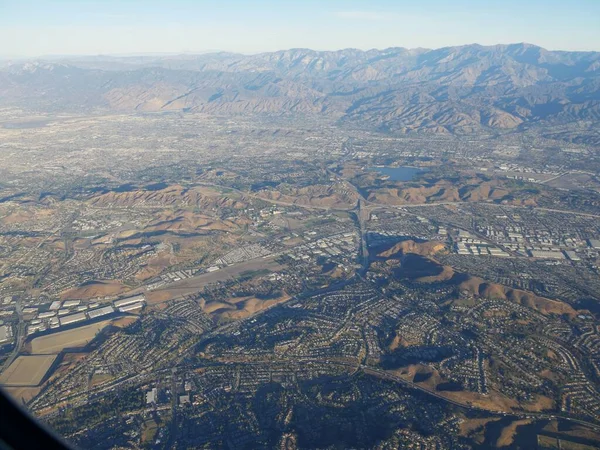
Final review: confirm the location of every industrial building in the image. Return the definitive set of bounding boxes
[118,302,145,313]
[529,250,565,259]
[49,301,62,311]
[114,295,145,309]
[0,325,12,343]
[88,305,115,319]
[59,312,87,327]
[146,387,158,405]
[62,300,81,308]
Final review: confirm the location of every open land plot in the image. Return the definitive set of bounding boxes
[496,419,534,447]
[61,281,129,300]
[145,256,284,304]
[3,386,43,404]
[29,320,113,354]
[542,421,600,448]
[545,172,599,191]
[558,441,600,450]
[0,355,57,386]
[202,292,291,320]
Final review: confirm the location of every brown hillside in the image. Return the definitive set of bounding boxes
[87,184,246,210]
[257,183,359,208]
[378,240,447,258]
[61,280,129,300]
[459,276,577,317]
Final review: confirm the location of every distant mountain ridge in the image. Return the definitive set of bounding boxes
[2,43,600,141]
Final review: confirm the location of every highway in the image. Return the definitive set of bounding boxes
[32,342,600,434]
[360,365,600,432]
[19,168,600,433]
[356,199,370,274]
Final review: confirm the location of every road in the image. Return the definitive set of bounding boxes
[165,367,178,449]
[356,199,370,274]
[196,181,352,213]
[0,302,24,373]
[200,175,600,221]
[360,365,600,432]
[390,200,600,219]
[44,355,600,433]
[540,172,568,185]
[15,166,600,433]
[1,232,55,372]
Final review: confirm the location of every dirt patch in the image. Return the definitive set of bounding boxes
[202,301,234,314]
[390,365,444,392]
[145,290,176,305]
[496,418,533,447]
[141,417,160,445]
[4,386,42,404]
[542,421,600,444]
[216,293,291,320]
[441,389,519,413]
[90,373,113,387]
[522,394,554,412]
[459,417,501,444]
[0,355,57,386]
[111,316,138,328]
[61,280,129,300]
[30,320,112,354]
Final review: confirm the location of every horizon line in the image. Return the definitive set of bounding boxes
[2,41,600,60]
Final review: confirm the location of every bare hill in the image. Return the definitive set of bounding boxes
[2,43,600,142]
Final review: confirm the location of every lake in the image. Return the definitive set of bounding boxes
[369,166,426,181]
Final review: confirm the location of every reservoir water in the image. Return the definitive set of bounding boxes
[369,166,426,181]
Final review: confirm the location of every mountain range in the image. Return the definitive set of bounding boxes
[2,43,600,142]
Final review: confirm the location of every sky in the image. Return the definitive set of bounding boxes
[1,0,599,57]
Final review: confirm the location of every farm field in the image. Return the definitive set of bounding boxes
[29,320,113,354]
[0,355,57,386]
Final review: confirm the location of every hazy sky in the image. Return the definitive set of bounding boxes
[1,0,599,57]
